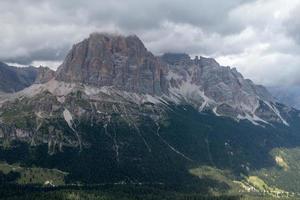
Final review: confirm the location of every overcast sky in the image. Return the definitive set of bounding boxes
[1,0,300,87]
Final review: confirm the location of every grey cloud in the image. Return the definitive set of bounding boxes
[0,0,255,66]
[1,46,69,65]
[0,0,300,87]
[77,0,253,34]
[284,5,300,45]
[13,0,252,33]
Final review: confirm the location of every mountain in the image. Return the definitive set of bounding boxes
[1,33,300,198]
[0,62,55,93]
[0,62,37,93]
[55,33,288,125]
[161,53,290,126]
[56,33,167,95]
[269,86,300,109]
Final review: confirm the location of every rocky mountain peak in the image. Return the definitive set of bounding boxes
[56,33,167,95]
[87,32,148,56]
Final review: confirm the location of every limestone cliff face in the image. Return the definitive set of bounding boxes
[56,33,167,95]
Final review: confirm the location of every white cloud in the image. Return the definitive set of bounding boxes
[216,0,300,86]
[0,0,300,87]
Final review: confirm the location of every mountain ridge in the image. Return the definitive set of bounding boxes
[0,62,55,93]
[50,32,289,126]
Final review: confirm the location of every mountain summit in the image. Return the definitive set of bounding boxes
[56,33,167,95]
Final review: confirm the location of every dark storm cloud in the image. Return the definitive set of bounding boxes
[2,46,69,65]
[0,0,300,86]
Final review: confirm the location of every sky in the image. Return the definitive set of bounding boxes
[0,0,300,87]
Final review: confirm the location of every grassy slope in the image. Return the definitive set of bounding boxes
[252,147,300,193]
[0,162,66,185]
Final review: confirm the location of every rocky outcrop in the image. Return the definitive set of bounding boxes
[35,66,56,84]
[163,54,283,125]
[56,33,167,95]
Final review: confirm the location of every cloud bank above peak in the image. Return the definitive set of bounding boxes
[0,0,300,86]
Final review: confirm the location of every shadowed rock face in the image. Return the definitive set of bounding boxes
[0,62,55,93]
[0,62,37,93]
[56,33,168,95]
[160,53,191,65]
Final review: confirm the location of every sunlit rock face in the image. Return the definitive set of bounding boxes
[56,33,168,95]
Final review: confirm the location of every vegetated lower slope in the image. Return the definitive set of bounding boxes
[1,99,300,197]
